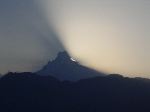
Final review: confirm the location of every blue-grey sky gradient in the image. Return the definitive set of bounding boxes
[0,0,64,73]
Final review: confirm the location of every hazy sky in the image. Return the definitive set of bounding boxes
[0,0,150,78]
[0,0,64,73]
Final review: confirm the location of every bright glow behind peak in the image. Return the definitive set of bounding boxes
[70,58,76,62]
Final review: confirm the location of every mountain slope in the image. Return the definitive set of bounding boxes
[37,51,105,81]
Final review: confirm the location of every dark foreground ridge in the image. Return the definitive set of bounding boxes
[37,51,105,81]
[1,72,150,112]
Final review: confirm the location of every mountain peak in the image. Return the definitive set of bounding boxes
[57,51,70,58]
[54,51,77,64]
[37,51,105,81]
[56,51,70,61]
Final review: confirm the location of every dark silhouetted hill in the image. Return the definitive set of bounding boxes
[1,72,150,112]
[0,72,63,112]
[37,51,105,81]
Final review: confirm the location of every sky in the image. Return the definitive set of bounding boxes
[0,0,150,78]
[0,0,64,73]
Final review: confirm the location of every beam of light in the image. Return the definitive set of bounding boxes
[39,0,150,78]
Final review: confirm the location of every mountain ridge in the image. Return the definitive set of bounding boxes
[37,51,105,81]
[1,72,150,112]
